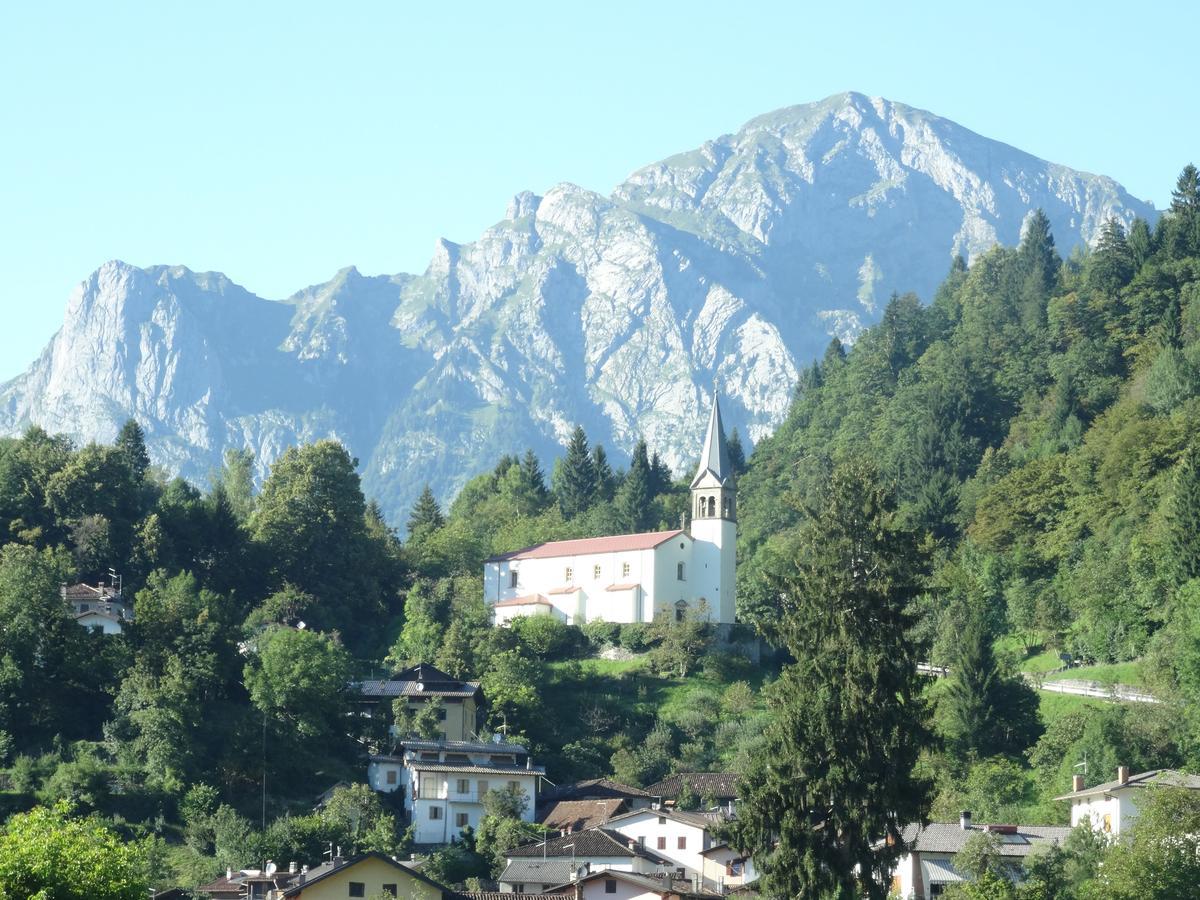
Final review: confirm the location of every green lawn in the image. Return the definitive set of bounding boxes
[994,635,1065,675]
[1037,690,1107,721]
[1043,659,1144,687]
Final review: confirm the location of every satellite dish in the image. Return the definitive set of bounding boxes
[266,862,277,875]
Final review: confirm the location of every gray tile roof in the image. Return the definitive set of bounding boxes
[402,738,529,754]
[507,828,672,865]
[498,858,580,886]
[543,778,652,801]
[1053,769,1200,800]
[645,772,741,801]
[900,823,1074,857]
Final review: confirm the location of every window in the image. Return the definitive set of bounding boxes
[729,859,744,876]
[1103,813,1113,833]
[385,769,397,785]
[593,564,602,579]
[456,812,470,827]
[508,780,521,793]
[658,816,666,825]
[678,836,687,849]
[348,883,365,898]
[80,603,89,612]
[429,806,443,820]
[638,836,646,846]
[437,707,447,721]
[605,879,618,894]
[622,561,631,577]
[657,836,667,849]
[677,562,685,581]
[478,779,489,795]
[509,570,519,588]
[382,886,398,898]
[565,567,573,582]
[675,868,686,879]
[456,778,470,794]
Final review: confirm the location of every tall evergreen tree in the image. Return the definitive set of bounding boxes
[616,441,653,532]
[648,450,672,497]
[591,444,615,502]
[1089,217,1134,292]
[513,449,551,516]
[727,428,747,476]
[555,426,596,519]
[1169,443,1200,584]
[115,419,150,482]
[728,458,932,899]
[407,484,445,538]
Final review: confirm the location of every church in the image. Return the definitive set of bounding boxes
[483,395,737,625]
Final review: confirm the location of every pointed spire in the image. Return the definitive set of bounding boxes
[691,392,733,488]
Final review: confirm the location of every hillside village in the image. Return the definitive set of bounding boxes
[3,167,1200,898]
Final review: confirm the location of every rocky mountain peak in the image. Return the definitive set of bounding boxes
[1,95,1159,524]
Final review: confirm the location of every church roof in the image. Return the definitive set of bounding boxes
[487,530,686,562]
[691,393,733,488]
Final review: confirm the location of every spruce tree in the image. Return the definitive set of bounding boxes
[617,442,653,533]
[591,444,615,502]
[727,428,747,476]
[649,450,672,497]
[1089,217,1134,293]
[407,484,444,538]
[115,419,150,482]
[514,449,550,515]
[1169,443,1200,584]
[556,426,596,519]
[727,458,932,899]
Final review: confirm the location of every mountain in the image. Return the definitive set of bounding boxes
[0,93,1158,524]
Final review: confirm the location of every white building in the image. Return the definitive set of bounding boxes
[367,737,543,845]
[605,807,725,887]
[1055,766,1200,836]
[62,581,133,635]
[889,816,1072,899]
[484,395,738,625]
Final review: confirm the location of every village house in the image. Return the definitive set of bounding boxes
[368,736,543,845]
[643,774,740,816]
[61,578,132,634]
[484,396,737,626]
[501,829,676,890]
[697,844,756,894]
[603,807,726,888]
[888,814,1072,899]
[193,853,459,900]
[549,869,722,900]
[353,662,482,743]
[1054,765,1200,835]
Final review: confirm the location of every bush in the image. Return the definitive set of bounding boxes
[509,616,588,660]
[701,650,754,683]
[583,618,620,648]
[618,622,653,652]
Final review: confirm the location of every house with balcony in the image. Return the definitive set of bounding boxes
[603,807,726,888]
[368,737,543,845]
[352,662,481,743]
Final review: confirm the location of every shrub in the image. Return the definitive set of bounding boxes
[618,622,652,652]
[583,618,620,648]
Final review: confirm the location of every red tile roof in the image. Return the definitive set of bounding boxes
[605,582,641,592]
[494,594,552,608]
[546,585,579,595]
[488,530,686,562]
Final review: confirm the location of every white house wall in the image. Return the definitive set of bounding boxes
[609,813,710,880]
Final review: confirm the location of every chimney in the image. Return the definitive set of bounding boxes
[1118,766,1130,785]
[226,868,233,880]
[1073,775,1085,792]
[289,861,297,874]
[959,811,972,831]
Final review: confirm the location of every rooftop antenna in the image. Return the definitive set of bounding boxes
[1074,752,1088,779]
[107,568,122,595]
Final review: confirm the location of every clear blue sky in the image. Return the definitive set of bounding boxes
[1,1,1194,380]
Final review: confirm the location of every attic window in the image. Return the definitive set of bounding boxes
[509,571,518,588]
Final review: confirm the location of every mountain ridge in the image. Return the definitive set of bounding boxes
[0,93,1159,524]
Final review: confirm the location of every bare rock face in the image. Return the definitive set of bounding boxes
[0,93,1156,523]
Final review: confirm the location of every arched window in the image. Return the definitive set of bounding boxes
[696,496,703,517]
[723,497,731,518]
[675,599,688,622]
[708,496,716,517]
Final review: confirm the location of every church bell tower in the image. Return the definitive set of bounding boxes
[689,393,737,623]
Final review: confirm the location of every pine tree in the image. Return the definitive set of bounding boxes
[1171,164,1200,217]
[591,445,615,502]
[616,442,653,533]
[1089,217,1134,292]
[116,419,150,482]
[407,484,444,538]
[727,458,932,899]
[555,426,596,519]
[649,451,672,497]
[514,449,550,515]
[727,428,747,476]
[1169,443,1200,584]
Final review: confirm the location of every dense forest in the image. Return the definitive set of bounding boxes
[2,166,1200,897]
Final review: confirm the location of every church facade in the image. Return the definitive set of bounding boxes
[483,395,737,625]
